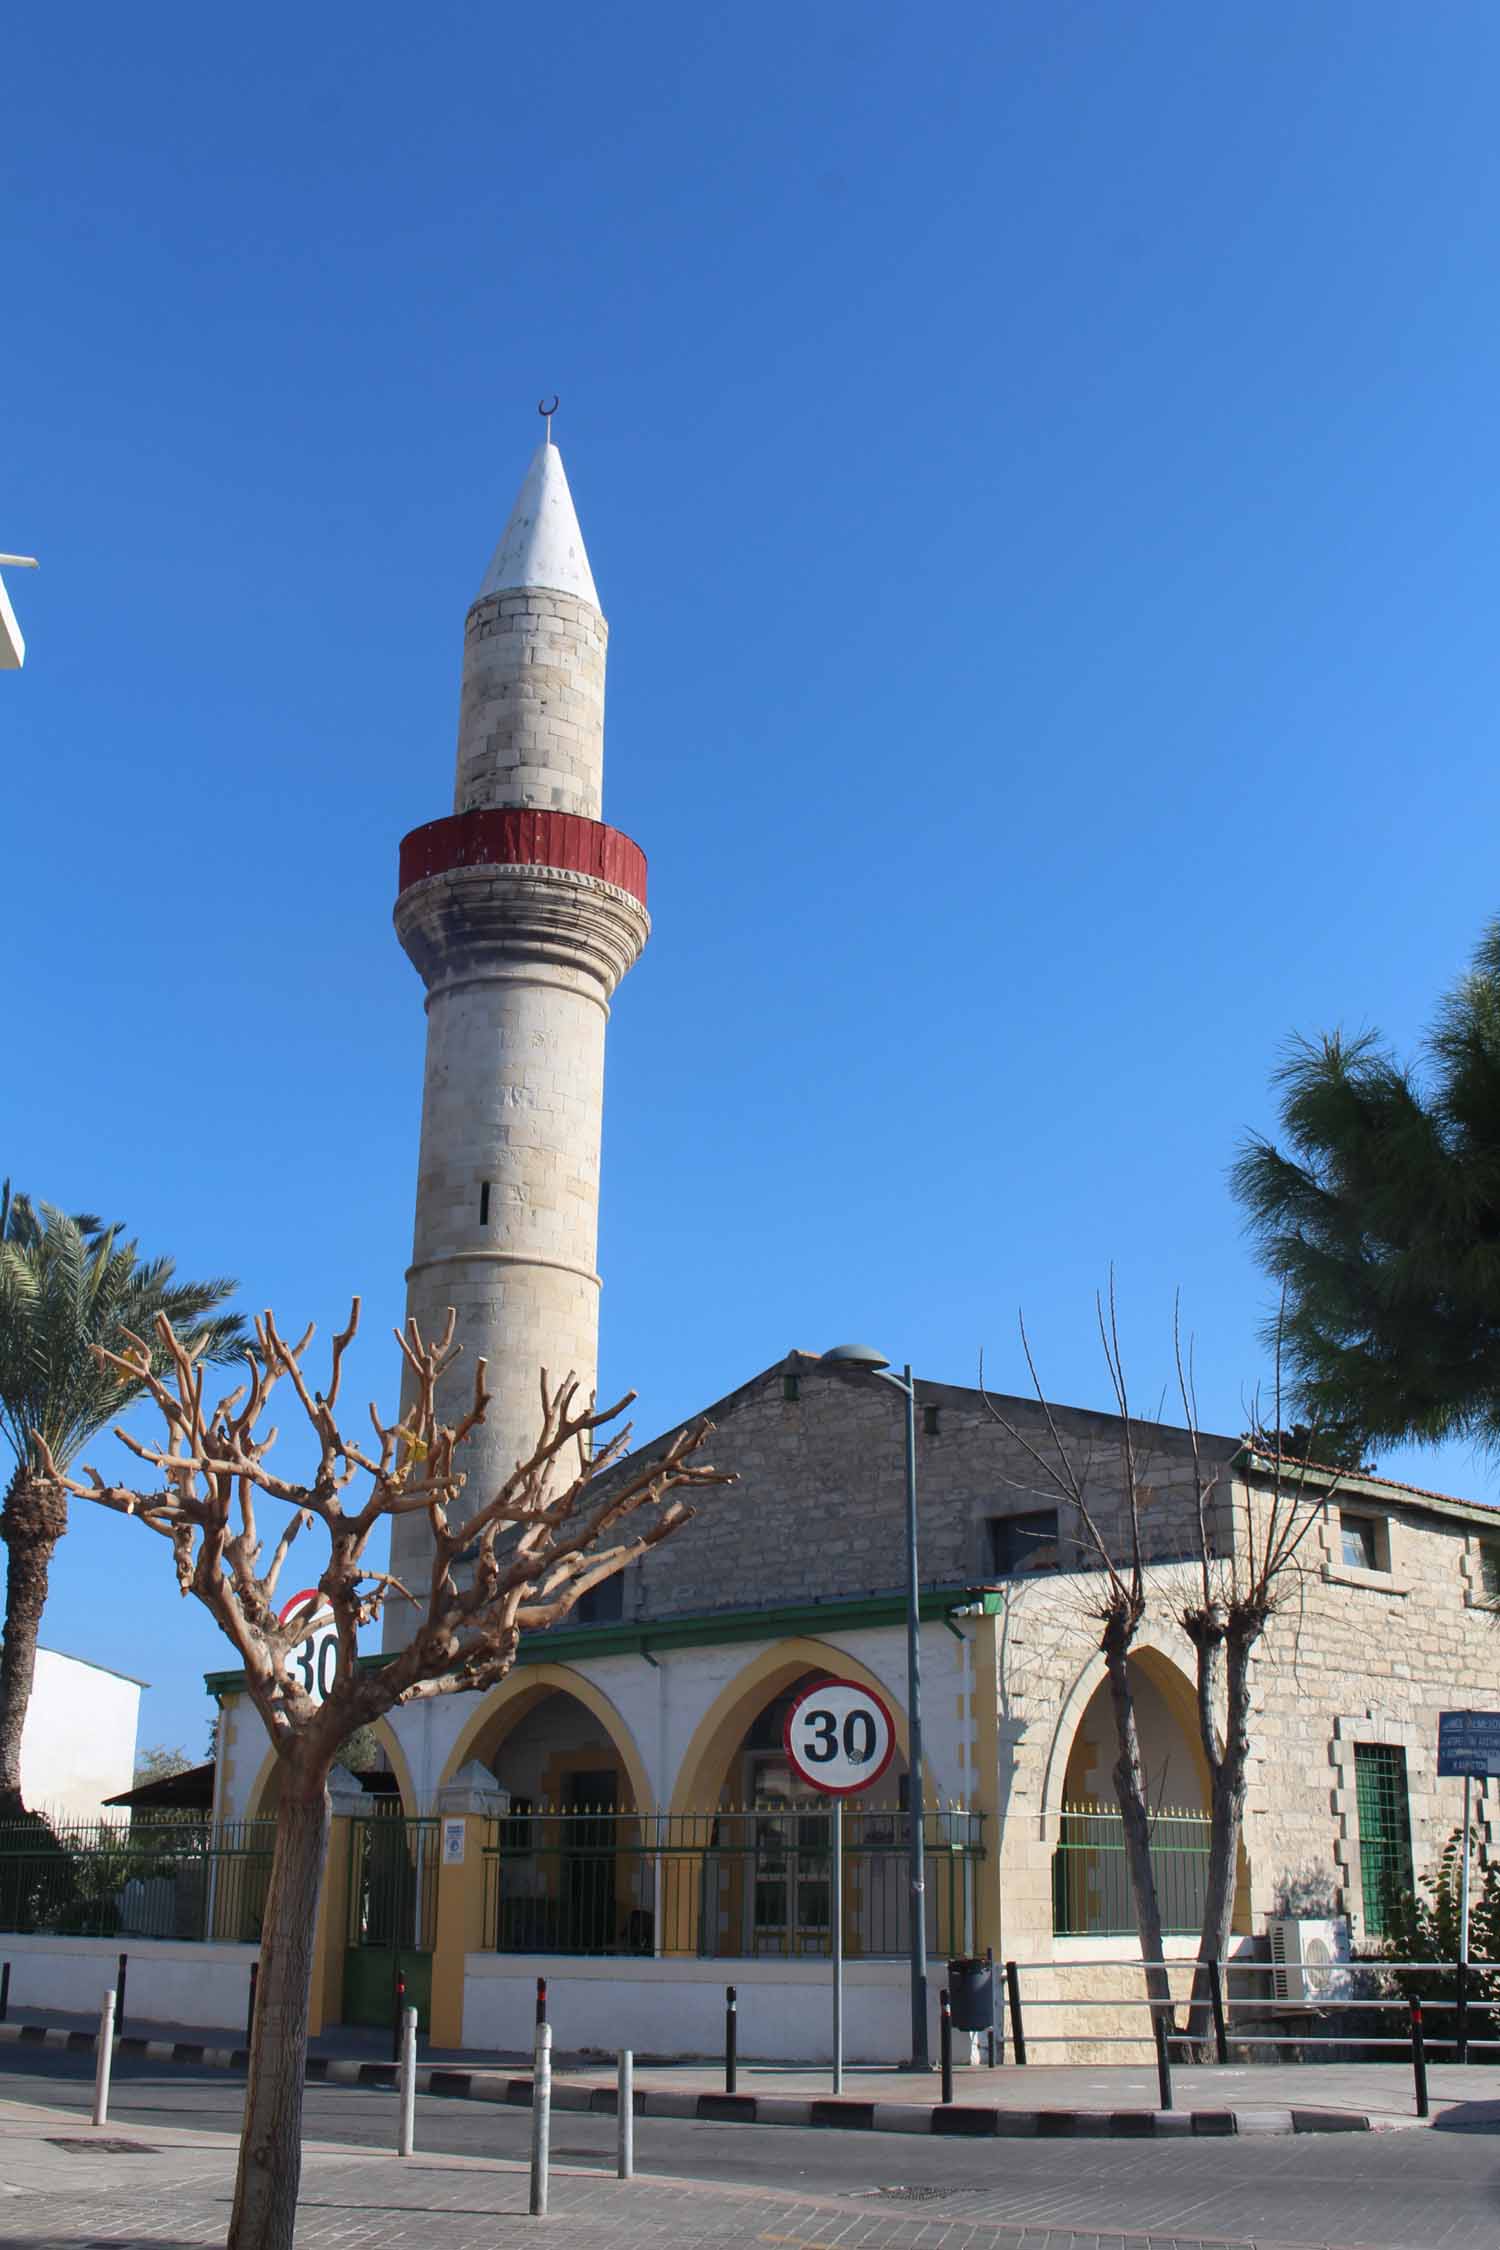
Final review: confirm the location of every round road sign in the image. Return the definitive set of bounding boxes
[783,1677,897,1796]
[278,1587,338,1706]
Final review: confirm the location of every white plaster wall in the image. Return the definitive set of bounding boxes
[1,1937,257,2030]
[462,1954,949,2064]
[22,1650,141,1823]
[383,1622,972,1816]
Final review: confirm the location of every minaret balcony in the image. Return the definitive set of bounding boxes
[398,807,647,907]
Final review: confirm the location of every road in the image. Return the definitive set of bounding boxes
[2,2043,1499,2247]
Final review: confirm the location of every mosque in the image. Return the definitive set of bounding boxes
[192,430,1500,2062]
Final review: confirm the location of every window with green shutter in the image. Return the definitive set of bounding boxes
[1354,1744,1413,1938]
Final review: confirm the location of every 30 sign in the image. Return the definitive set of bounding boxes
[278,1588,338,1706]
[783,1677,897,1796]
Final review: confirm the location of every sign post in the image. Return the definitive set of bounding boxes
[277,1589,338,1706]
[1437,1711,1500,2062]
[784,1677,898,2096]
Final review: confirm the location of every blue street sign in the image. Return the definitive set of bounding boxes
[1438,1710,1500,1778]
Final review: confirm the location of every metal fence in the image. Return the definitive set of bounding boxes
[0,1819,275,1942]
[1052,1803,1211,1937]
[482,1806,985,1960]
[1001,1950,1500,2069]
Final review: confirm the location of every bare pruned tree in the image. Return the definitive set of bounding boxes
[1175,1296,1334,2042]
[981,1277,1171,2010]
[36,1300,730,2250]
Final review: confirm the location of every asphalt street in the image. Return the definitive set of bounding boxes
[3,2044,1500,2248]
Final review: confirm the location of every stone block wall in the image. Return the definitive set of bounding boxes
[455,588,607,819]
[609,1359,1240,1625]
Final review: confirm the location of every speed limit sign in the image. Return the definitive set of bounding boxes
[278,1587,338,1706]
[783,1677,896,1796]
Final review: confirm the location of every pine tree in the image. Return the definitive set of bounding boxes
[1233,917,1500,1456]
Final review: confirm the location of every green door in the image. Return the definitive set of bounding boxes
[342,1815,437,2031]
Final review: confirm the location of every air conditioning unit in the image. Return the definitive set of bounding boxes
[1269,1916,1352,2004]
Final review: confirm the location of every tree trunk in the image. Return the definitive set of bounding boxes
[0,1465,69,1820]
[1103,1635,1170,2014]
[1188,1629,1256,2045]
[228,1759,331,2250]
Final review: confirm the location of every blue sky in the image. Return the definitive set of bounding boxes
[6,4,1500,1751]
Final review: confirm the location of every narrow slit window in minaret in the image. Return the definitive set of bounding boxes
[479,1182,491,1226]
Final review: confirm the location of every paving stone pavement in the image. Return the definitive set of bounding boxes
[0,2100,1311,2250]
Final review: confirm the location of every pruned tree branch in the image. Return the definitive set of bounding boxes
[34,1300,734,1764]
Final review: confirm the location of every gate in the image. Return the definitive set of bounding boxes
[342,1814,438,2030]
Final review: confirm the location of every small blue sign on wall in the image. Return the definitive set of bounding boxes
[1438,1711,1500,1777]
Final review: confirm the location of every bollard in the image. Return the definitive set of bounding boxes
[245,1962,258,2055]
[535,1974,548,2028]
[115,1952,128,2042]
[939,1989,954,2105]
[92,1989,116,2127]
[0,1961,9,2025]
[397,2006,417,2158]
[617,2048,634,2180]
[1004,1960,1027,2067]
[1208,1959,1228,2065]
[725,1985,738,2094]
[1410,1996,1429,2119]
[392,1968,406,2064]
[1153,2007,1174,2113]
[529,2020,552,2217]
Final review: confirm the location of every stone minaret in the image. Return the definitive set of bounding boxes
[385,438,649,1647]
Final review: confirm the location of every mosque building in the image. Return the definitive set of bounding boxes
[189,431,1500,2062]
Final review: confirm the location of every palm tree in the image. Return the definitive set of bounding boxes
[1233,916,1500,1459]
[0,1186,242,1818]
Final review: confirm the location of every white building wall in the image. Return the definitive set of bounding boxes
[0,1935,255,2030]
[21,1648,142,1823]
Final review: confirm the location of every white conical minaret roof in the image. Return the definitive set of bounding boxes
[477,442,599,609]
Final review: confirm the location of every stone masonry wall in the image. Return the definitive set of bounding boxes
[610,1358,1240,1624]
[454,589,607,820]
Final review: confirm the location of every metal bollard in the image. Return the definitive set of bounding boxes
[1005,1960,1027,2066]
[1410,1996,1430,2119]
[1153,2007,1174,2113]
[0,1961,9,2024]
[392,1968,406,2063]
[1208,1959,1228,2065]
[115,1952,128,2042]
[617,2048,634,2179]
[245,1962,258,2054]
[535,1974,548,2028]
[725,1985,738,2094]
[529,2020,552,2216]
[92,1989,116,2127]
[397,2006,417,2158]
[939,1990,954,2105]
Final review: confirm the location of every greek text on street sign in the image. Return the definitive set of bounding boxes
[1438,1710,1500,1778]
[784,1677,897,1796]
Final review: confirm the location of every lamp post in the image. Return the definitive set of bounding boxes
[820,1343,929,2069]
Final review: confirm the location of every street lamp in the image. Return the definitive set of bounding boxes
[820,1342,929,2069]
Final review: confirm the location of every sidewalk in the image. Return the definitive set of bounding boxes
[6,2000,1499,2136]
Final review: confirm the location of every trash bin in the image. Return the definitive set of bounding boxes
[947,1955,995,2034]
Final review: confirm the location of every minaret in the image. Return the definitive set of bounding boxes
[385,433,650,1646]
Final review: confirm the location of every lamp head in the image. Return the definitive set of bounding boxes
[819,1343,891,1373]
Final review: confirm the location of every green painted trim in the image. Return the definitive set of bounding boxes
[203,1583,989,1698]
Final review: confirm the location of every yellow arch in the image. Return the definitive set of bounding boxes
[244,1712,418,1821]
[438,1663,652,1816]
[1039,1632,1210,1834]
[668,1637,912,1816]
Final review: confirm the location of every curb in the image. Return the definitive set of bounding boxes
[0,2020,1377,2137]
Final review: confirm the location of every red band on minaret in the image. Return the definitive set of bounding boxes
[397,809,648,907]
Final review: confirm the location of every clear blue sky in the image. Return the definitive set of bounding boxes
[6,5,1499,1752]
